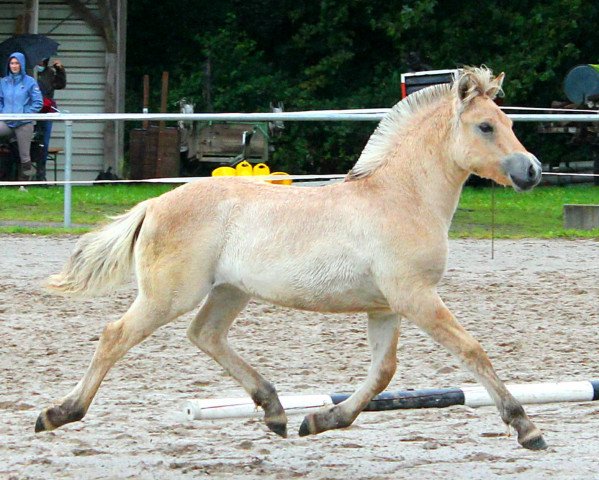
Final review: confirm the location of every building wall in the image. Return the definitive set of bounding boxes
[1,0,116,180]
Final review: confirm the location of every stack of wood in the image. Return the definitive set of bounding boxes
[537,99,599,144]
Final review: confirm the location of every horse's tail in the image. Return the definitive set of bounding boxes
[47,200,150,296]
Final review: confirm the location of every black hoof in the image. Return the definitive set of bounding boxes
[267,421,287,438]
[521,435,548,451]
[35,403,85,433]
[299,417,312,437]
[34,413,48,433]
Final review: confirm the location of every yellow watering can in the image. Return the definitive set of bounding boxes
[211,166,237,176]
[235,161,253,176]
[253,163,270,175]
[269,172,292,185]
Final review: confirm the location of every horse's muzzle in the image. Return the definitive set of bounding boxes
[501,153,542,191]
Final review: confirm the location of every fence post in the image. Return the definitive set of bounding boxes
[63,117,73,228]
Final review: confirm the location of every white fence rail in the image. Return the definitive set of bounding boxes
[1,110,598,228]
[2,111,599,122]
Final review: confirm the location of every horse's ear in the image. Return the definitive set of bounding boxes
[494,72,505,89]
[488,72,505,99]
[455,66,502,106]
[456,73,472,102]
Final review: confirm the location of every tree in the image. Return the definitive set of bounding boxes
[126,0,599,171]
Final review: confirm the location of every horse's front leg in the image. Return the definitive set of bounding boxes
[300,311,400,436]
[405,291,547,450]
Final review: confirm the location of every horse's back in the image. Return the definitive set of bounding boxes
[144,177,363,242]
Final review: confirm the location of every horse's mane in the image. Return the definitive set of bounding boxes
[346,66,502,181]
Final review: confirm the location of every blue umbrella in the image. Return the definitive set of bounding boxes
[0,34,59,75]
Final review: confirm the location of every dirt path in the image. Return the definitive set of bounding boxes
[1,236,598,479]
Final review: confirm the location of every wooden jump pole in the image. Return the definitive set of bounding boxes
[184,379,599,420]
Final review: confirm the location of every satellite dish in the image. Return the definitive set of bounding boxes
[563,64,599,104]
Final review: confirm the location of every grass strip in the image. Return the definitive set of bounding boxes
[1,183,598,239]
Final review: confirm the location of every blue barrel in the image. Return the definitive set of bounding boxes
[563,64,599,104]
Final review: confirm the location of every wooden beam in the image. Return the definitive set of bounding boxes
[64,0,116,52]
[160,71,169,130]
[97,0,117,53]
[24,0,39,33]
[143,75,150,129]
[103,51,117,170]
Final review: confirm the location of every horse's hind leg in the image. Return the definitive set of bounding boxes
[300,311,400,436]
[35,294,183,432]
[186,285,288,437]
[406,291,546,450]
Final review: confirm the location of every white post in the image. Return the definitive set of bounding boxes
[63,118,73,228]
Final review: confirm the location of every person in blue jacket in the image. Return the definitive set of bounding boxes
[0,52,43,179]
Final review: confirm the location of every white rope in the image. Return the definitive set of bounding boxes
[0,174,346,187]
[542,172,599,177]
[1,171,597,188]
[501,106,599,114]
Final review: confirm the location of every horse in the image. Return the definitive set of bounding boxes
[35,66,546,450]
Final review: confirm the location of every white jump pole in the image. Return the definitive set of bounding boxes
[184,380,599,420]
[184,395,334,420]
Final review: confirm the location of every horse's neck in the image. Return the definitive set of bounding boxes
[369,124,469,229]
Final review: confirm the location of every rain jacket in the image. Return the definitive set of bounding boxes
[0,52,43,128]
[37,61,66,100]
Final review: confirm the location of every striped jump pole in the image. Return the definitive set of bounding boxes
[184,380,599,420]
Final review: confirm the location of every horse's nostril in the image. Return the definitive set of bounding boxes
[528,163,536,179]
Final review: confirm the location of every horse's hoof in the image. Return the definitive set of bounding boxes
[299,414,322,437]
[298,417,312,437]
[35,402,85,432]
[266,420,287,438]
[299,408,351,436]
[34,412,51,433]
[521,434,548,451]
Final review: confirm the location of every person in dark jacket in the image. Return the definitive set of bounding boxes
[35,57,67,181]
[0,52,43,179]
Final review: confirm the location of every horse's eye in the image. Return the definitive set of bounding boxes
[478,122,494,134]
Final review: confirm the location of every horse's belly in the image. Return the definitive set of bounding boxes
[253,282,388,313]
[261,289,389,313]
[216,262,389,313]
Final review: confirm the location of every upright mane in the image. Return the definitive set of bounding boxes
[346,83,451,180]
[347,66,503,180]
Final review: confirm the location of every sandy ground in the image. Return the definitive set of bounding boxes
[1,235,598,479]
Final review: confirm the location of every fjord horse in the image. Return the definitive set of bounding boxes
[36,67,546,450]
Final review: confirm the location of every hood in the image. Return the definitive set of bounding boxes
[6,51,26,77]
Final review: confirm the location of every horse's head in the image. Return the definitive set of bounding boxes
[452,67,542,191]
